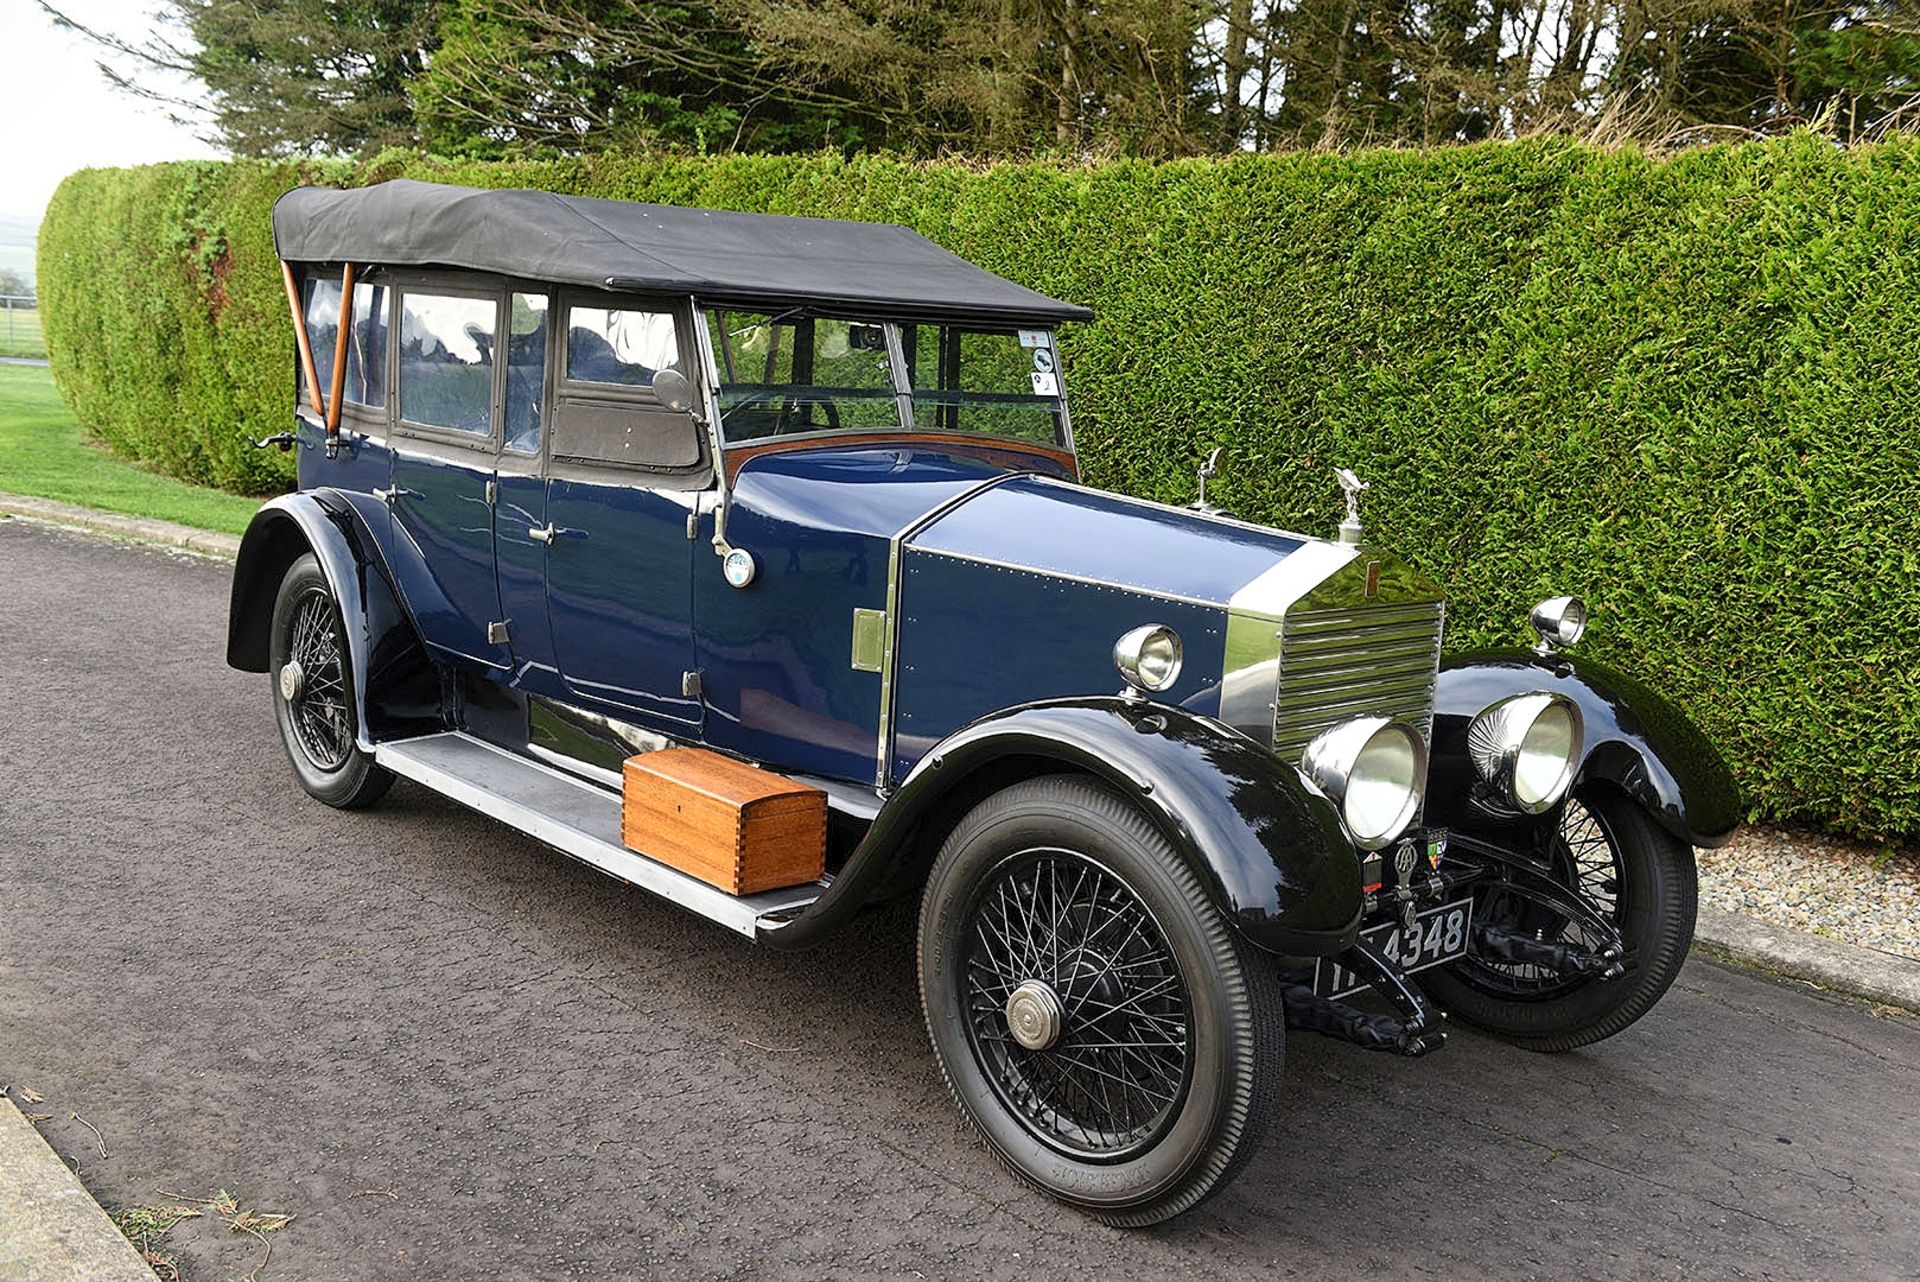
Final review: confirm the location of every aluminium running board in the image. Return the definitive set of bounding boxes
[373,732,824,938]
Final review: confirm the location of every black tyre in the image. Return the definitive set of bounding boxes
[1421,787,1696,1052]
[268,552,393,810]
[917,776,1285,1226]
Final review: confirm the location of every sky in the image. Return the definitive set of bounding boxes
[0,0,223,271]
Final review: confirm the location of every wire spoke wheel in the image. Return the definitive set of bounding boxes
[1459,797,1624,999]
[282,586,353,772]
[1425,784,1696,1053]
[959,848,1192,1161]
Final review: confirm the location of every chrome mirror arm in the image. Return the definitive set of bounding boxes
[689,297,740,558]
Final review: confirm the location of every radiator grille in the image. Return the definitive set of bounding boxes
[1272,600,1445,762]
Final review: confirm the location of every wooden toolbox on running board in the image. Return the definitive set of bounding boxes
[621,748,827,895]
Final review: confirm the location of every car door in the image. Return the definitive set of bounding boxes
[387,279,512,669]
[541,291,710,729]
[491,287,563,690]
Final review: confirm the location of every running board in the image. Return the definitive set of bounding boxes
[373,732,823,938]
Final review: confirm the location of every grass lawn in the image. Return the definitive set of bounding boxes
[0,363,264,536]
[0,306,45,359]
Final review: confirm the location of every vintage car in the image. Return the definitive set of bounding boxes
[230,178,1740,1225]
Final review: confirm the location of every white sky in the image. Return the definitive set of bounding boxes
[0,0,224,229]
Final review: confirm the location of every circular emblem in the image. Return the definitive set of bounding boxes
[721,547,757,588]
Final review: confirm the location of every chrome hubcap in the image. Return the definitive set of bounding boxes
[278,660,304,703]
[1004,980,1066,1051]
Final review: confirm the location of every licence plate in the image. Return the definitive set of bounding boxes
[1314,897,1474,1000]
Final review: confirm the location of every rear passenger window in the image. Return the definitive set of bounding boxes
[504,292,547,454]
[302,278,389,408]
[399,292,496,434]
[566,306,680,388]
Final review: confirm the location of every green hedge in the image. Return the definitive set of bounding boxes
[35,138,1920,838]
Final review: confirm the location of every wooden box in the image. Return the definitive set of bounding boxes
[621,748,826,895]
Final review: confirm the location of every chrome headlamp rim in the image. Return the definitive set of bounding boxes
[1114,624,1184,694]
[1466,691,1584,815]
[1530,595,1587,652]
[1299,715,1428,852]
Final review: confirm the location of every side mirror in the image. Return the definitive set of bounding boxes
[653,368,693,415]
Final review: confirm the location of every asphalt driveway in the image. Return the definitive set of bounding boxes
[1,517,1916,1281]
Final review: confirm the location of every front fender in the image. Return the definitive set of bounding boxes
[227,491,441,749]
[761,697,1364,956]
[1431,648,1741,848]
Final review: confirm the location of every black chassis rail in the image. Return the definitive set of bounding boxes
[1280,827,1629,1057]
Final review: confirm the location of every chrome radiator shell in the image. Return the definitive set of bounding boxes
[1219,543,1446,757]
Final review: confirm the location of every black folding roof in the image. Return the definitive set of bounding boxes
[272,179,1092,323]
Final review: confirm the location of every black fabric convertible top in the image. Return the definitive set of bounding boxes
[273,179,1092,323]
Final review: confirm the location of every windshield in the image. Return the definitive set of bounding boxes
[704,309,1067,450]
[899,322,1065,448]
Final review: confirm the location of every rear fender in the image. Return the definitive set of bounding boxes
[761,697,1364,956]
[227,491,442,749]
[1431,648,1741,848]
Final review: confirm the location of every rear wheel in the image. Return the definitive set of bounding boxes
[1422,787,1696,1051]
[268,553,392,810]
[917,776,1284,1226]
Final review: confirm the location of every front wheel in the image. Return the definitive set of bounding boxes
[268,552,393,810]
[1421,787,1697,1051]
[917,776,1284,1226]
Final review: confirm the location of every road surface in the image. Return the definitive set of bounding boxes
[1,518,1915,1281]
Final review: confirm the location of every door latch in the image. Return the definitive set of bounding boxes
[487,620,510,645]
[486,479,498,506]
[681,671,703,698]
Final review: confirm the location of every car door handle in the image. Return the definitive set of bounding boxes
[528,523,555,543]
[372,486,416,504]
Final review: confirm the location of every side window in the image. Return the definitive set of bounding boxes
[300,278,388,409]
[504,292,548,454]
[398,291,497,434]
[565,305,680,388]
[302,278,340,402]
[347,282,389,407]
[551,300,702,470]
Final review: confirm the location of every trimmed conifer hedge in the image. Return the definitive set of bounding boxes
[35,137,1920,837]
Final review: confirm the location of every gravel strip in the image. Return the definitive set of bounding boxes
[1698,825,1920,962]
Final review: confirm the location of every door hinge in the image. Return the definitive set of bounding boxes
[487,620,510,644]
[686,511,699,540]
[486,479,498,506]
[681,670,703,698]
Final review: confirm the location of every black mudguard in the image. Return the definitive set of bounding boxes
[762,697,1364,957]
[1431,648,1741,848]
[226,491,442,748]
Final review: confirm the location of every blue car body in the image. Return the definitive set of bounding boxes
[229,179,1738,971]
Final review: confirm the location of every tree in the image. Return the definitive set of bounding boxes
[40,0,438,156]
[42,0,1920,158]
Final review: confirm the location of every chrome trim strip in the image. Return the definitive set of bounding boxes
[374,732,821,938]
[525,743,625,791]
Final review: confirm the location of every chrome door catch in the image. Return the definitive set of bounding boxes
[487,620,510,644]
